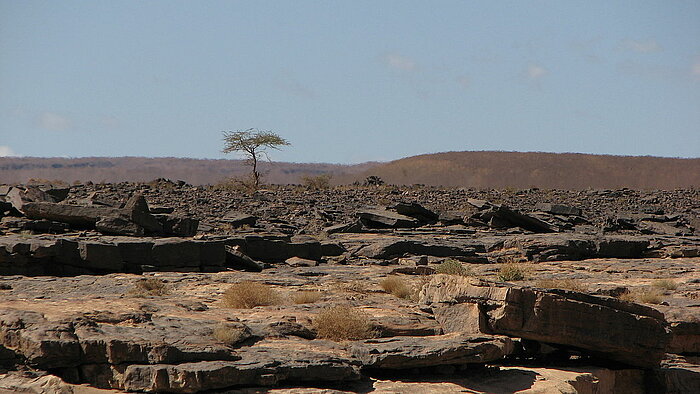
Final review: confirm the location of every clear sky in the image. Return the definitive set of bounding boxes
[1,1,699,163]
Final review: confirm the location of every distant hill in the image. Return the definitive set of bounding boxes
[349,151,700,189]
[0,157,373,185]
[1,152,698,189]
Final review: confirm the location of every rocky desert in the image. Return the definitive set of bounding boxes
[0,179,698,393]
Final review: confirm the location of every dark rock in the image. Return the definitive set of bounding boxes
[595,235,649,258]
[421,275,669,368]
[357,209,421,229]
[157,214,199,237]
[285,256,318,267]
[123,193,163,234]
[116,340,360,392]
[350,333,513,369]
[95,214,145,236]
[23,202,113,228]
[320,241,346,256]
[391,202,439,223]
[38,186,70,202]
[78,240,125,272]
[221,212,257,227]
[324,220,364,234]
[534,203,582,216]
[355,238,478,259]
[237,235,322,263]
[225,245,263,272]
[650,355,700,394]
[149,205,174,214]
[468,200,555,233]
[151,238,200,269]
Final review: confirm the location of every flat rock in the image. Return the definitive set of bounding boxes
[420,275,669,368]
[350,333,513,369]
[357,209,421,229]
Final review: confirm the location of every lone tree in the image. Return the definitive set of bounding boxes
[222,128,290,188]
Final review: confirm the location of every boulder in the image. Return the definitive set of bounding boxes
[357,209,421,229]
[534,203,582,216]
[420,275,669,368]
[0,310,239,371]
[103,340,360,392]
[391,202,439,223]
[490,234,650,262]
[156,214,199,237]
[350,333,513,369]
[225,245,263,272]
[221,212,257,227]
[468,200,555,233]
[355,238,479,259]
[22,202,110,228]
[123,193,162,234]
[650,355,700,394]
[95,214,145,236]
[233,235,322,263]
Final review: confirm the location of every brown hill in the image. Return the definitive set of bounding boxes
[0,157,373,185]
[2,152,699,189]
[349,151,700,189]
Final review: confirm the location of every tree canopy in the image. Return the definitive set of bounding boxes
[221,128,290,188]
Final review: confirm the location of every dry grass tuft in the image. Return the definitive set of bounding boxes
[292,290,323,304]
[212,324,251,346]
[619,287,664,304]
[334,280,370,294]
[380,276,413,299]
[498,263,527,282]
[652,279,678,291]
[301,174,332,190]
[535,278,587,292]
[314,305,376,341]
[435,259,471,276]
[223,281,281,309]
[128,278,169,297]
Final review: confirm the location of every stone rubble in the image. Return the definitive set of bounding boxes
[0,181,699,392]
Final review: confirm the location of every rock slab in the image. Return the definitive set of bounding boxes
[420,275,669,368]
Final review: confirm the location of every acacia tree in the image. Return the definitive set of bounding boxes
[222,128,290,188]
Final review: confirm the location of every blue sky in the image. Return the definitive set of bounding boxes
[1,1,699,163]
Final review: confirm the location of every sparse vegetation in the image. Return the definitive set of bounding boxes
[535,278,587,292]
[652,279,678,291]
[380,276,413,299]
[301,173,332,190]
[213,175,259,194]
[435,259,471,276]
[223,281,281,308]
[314,305,376,341]
[498,263,526,282]
[212,323,250,346]
[222,128,290,189]
[292,290,323,304]
[363,175,384,186]
[619,287,664,304]
[128,278,169,297]
[334,280,370,294]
